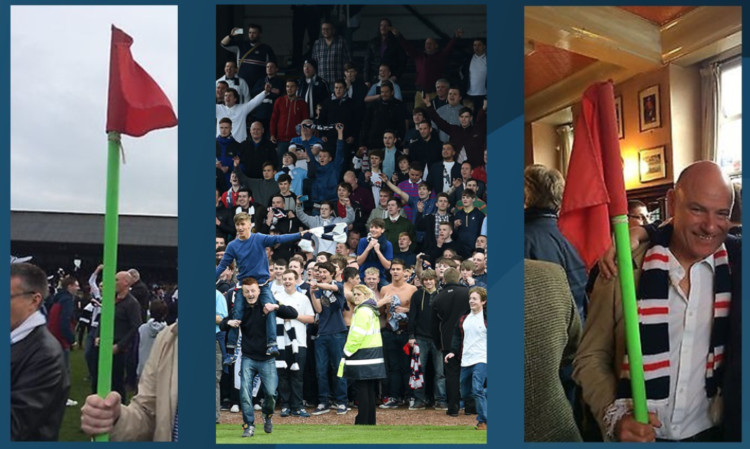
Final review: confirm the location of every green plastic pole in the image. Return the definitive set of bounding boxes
[612,214,648,424]
[94,132,121,442]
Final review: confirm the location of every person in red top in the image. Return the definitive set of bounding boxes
[270,79,309,162]
[471,149,487,185]
[392,26,463,108]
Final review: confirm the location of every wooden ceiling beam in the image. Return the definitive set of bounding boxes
[661,6,742,66]
[524,61,636,123]
[525,6,663,73]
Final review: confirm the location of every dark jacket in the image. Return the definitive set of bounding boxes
[309,139,345,203]
[416,212,455,257]
[221,37,277,88]
[408,133,443,166]
[216,135,242,192]
[347,79,368,108]
[426,160,462,195]
[297,75,329,117]
[319,96,358,142]
[216,204,235,241]
[256,210,304,261]
[425,105,487,167]
[364,34,406,83]
[454,207,485,257]
[113,293,143,351]
[239,138,278,177]
[48,290,75,348]
[356,234,394,285]
[524,207,588,322]
[431,283,470,351]
[426,239,463,265]
[723,234,742,441]
[11,325,70,441]
[408,287,439,340]
[130,280,152,323]
[360,98,408,149]
[234,166,281,209]
[221,301,297,361]
[251,75,285,120]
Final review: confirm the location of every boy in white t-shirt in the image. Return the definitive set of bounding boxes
[445,286,487,430]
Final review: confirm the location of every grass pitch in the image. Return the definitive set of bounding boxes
[216,423,487,444]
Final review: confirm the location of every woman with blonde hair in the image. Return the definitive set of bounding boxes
[337,285,386,425]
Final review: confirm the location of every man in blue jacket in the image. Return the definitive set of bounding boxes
[306,123,346,207]
[216,212,309,357]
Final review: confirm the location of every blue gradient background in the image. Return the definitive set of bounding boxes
[1,0,746,447]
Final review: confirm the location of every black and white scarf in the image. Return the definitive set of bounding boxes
[275,320,300,371]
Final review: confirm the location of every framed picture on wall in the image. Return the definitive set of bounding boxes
[614,95,624,139]
[639,146,666,182]
[638,85,661,131]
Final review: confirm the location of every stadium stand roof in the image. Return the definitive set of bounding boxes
[11,211,177,248]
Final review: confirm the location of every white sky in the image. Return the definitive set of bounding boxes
[10,5,178,216]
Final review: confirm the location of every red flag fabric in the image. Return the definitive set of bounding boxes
[106,25,177,137]
[558,82,627,270]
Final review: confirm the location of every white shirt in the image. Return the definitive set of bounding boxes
[652,250,716,440]
[274,289,315,346]
[467,54,487,96]
[460,310,486,367]
[215,90,267,143]
[217,75,251,104]
[270,280,285,297]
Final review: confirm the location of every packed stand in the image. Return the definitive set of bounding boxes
[215,11,487,435]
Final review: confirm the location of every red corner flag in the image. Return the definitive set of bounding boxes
[106,25,177,137]
[558,82,627,270]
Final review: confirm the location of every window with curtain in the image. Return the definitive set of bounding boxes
[717,57,742,179]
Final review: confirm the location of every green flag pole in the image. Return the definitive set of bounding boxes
[94,132,122,442]
[612,215,648,423]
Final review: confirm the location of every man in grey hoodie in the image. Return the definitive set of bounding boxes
[137,300,168,379]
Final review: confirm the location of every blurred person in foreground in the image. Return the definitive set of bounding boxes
[11,262,69,441]
[524,259,582,441]
[80,322,178,441]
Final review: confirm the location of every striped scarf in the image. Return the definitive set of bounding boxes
[616,244,731,401]
[409,342,424,390]
[275,320,300,371]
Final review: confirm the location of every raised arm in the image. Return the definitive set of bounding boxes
[220,28,242,47]
[383,175,409,203]
[89,264,103,299]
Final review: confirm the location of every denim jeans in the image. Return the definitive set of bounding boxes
[414,338,446,403]
[227,284,277,348]
[315,332,348,405]
[240,357,277,425]
[382,330,409,400]
[216,331,227,363]
[277,347,307,410]
[460,363,487,424]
